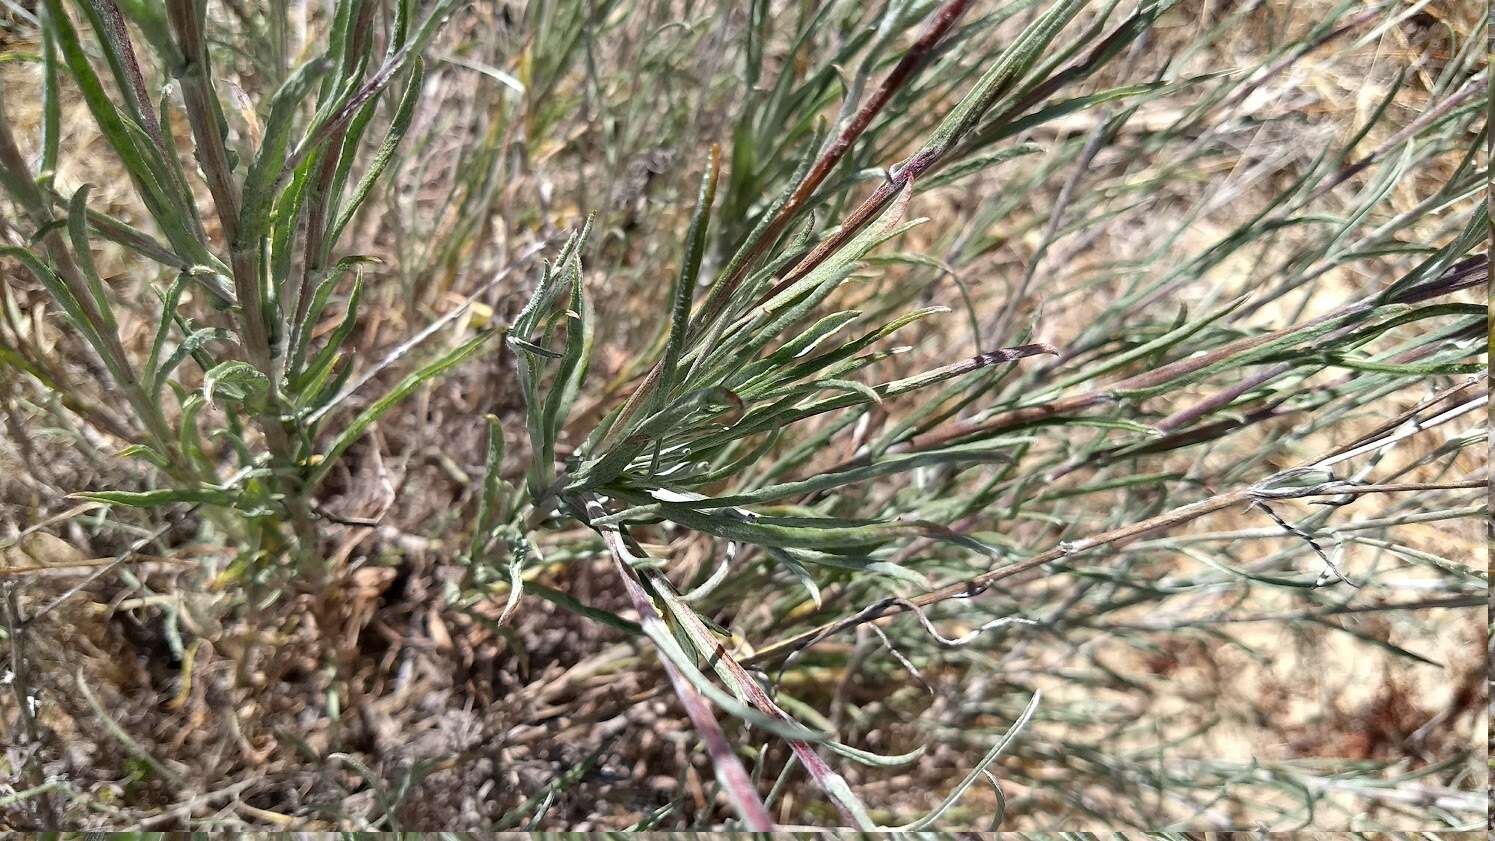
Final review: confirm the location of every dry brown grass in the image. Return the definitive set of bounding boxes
[0,0,1485,830]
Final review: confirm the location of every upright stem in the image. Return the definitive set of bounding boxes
[164,0,273,374]
[165,0,319,564]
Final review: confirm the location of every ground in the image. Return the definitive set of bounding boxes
[0,0,1486,830]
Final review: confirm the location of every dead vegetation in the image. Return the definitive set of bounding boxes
[0,0,1487,830]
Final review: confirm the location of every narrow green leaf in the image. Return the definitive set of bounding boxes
[656,148,720,407]
[327,57,426,247]
[65,185,115,331]
[470,414,508,560]
[240,57,333,246]
[154,326,233,396]
[310,330,493,486]
[203,360,270,407]
[73,487,235,507]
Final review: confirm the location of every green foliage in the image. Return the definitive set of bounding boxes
[0,0,465,567]
[0,0,1484,831]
